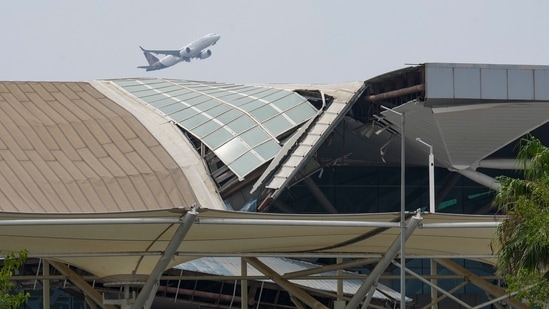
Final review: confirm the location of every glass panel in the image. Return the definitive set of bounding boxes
[191,119,221,138]
[113,79,139,87]
[215,138,248,164]
[263,115,292,137]
[240,127,270,147]
[253,88,280,99]
[133,89,158,97]
[183,95,210,106]
[161,102,189,115]
[254,140,280,160]
[230,152,263,178]
[166,88,196,97]
[227,95,256,107]
[285,103,316,124]
[203,104,231,118]
[170,107,196,122]
[139,79,165,86]
[272,94,307,111]
[140,93,167,103]
[149,97,177,108]
[121,84,150,92]
[240,87,271,97]
[250,105,278,122]
[203,127,234,149]
[180,113,210,129]
[216,93,244,103]
[239,99,265,112]
[194,99,221,112]
[261,91,291,103]
[226,116,255,135]
[217,109,243,124]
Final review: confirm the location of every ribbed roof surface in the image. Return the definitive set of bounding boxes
[0,81,200,213]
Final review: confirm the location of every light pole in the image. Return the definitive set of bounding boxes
[416,137,437,309]
[416,138,435,213]
[380,106,406,308]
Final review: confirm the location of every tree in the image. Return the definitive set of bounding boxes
[0,249,29,309]
[494,135,549,306]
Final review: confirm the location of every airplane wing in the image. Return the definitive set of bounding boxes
[139,46,181,57]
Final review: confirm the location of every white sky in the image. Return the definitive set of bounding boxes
[2,0,548,84]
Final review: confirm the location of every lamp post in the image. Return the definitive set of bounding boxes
[416,137,437,309]
[380,106,406,308]
[416,138,435,213]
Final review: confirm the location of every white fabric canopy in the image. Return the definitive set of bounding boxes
[0,209,501,279]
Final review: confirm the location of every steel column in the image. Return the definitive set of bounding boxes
[241,258,248,309]
[345,212,422,309]
[42,260,50,309]
[132,205,198,309]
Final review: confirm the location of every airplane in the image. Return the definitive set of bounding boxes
[137,33,221,71]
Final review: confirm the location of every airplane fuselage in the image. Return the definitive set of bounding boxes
[138,33,220,71]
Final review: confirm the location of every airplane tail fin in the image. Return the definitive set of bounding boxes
[140,46,159,66]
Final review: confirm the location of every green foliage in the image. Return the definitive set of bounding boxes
[0,249,29,309]
[494,135,549,306]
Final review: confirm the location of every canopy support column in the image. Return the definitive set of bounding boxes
[241,258,248,309]
[434,258,527,309]
[49,260,116,309]
[345,212,422,309]
[42,260,50,309]
[132,205,198,309]
[244,257,328,309]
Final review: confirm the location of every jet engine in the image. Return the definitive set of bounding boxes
[199,50,212,59]
[179,47,191,57]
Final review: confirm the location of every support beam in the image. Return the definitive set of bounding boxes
[430,259,438,309]
[366,84,425,102]
[420,280,469,309]
[241,258,248,309]
[244,257,328,309]
[42,260,50,309]
[303,177,338,214]
[132,205,198,309]
[454,168,501,191]
[393,261,472,308]
[284,258,379,279]
[49,260,116,309]
[345,212,422,309]
[434,259,527,309]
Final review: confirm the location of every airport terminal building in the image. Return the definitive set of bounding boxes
[1,63,549,308]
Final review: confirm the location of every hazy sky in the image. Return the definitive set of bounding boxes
[2,0,548,84]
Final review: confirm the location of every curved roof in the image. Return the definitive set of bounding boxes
[0,81,225,213]
[110,78,318,179]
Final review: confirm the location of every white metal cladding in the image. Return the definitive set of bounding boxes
[424,63,549,100]
[112,79,318,179]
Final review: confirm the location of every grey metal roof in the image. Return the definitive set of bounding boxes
[112,79,318,179]
[176,256,409,302]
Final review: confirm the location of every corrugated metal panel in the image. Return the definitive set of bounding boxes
[176,256,407,301]
[0,81,201,213]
